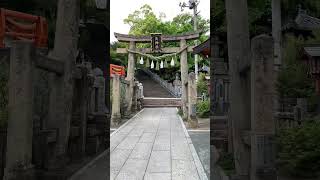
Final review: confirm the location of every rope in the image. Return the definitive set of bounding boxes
[127,46,188,61]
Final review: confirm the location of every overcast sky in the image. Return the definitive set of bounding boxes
[110,0,210,43]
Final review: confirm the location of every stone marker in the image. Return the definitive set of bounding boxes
[250,34,276,180]
[125,41,136,116]
[180,39,189,119]
[188,72,198,127]
[4,41,35,180]
[111,74,121,125]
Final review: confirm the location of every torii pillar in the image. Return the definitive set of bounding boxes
[125,41,136,114]
[114,32,200,117]
[180,39,189,119]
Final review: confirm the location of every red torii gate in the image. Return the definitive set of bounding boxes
[0,8,48,48]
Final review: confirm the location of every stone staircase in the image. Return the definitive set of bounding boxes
[211,116,229,150]
[142,97,181,108]
[136,69,181,107]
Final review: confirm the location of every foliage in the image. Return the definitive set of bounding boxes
[196,100,210,118]
[212,0,272,36]
[112,4,211,79]
[217,152,235,176]
[277,120,320,177]
[276,33,319,98]
[281,0,320,21]
[124,4,209,38]
[177,107,184,118]
[197,73,208,96]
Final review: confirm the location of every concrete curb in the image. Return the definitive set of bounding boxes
[69,109,145,180]
[176,108,209,180]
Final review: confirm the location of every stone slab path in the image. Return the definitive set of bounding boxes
[70,108,208,180]
[110,108,208,180]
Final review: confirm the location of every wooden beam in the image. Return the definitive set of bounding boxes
[116,46,195,54]
[114,31,201,42]
[35,54,64,75]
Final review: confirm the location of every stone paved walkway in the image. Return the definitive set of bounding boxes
[110,108,208,180]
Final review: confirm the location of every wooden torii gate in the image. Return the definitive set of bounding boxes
[114,32,200,118]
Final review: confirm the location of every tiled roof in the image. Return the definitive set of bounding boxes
[295,12,320,30]
[282,9,320,31]
[304,46,320,57]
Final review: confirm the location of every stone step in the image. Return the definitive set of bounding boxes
[142,98,181,107]
[136,69,174,98]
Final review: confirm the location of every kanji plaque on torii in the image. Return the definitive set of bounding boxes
[151,33,162,52]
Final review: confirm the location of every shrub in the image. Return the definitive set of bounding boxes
[197,73,208,96]
[277,120,320,177]
[217,152,235,176]
[196,100,210,118]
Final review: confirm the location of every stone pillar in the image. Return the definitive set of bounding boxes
[250,35,276,180]
[93,68,107,114]
[132,81,139,112]
[4,41,35,179]
[225,0,251,178]
[111,75,121,125]
[180,39,188,119]
[46,0,80,168]
[188,72,198,127]
[125,41,136,115]
[78,66,91,156]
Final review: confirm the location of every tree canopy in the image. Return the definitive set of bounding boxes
[111,4,210,81]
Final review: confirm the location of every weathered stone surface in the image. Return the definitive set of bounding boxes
[111,75,121,125]
[171,143,193,160]
[180,39,189,119]
[144,173,171,180]
[153,136,170,151]
[107,108,206,180]
[124,41,136,114]
[115,159,148,180]
[172,159,199,180]
[110,149,131,172]
[116,136,140,150]
[129,143,153,159]
[147,150,171,173]
[250,34,276,180]
[4,41,35,179]
[188,72,198,127]
[139,133,156,143]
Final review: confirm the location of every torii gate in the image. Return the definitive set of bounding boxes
[114,31,200,118]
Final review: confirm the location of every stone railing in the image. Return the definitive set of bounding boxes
[141,68,182,98]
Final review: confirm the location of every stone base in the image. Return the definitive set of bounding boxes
[4,166,35,180]
[111,114,121,126]
[188,118,198,128]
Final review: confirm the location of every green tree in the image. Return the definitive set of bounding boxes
[113,4,210,79]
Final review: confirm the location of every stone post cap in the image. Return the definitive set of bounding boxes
[92,68,103,76]
[188,72,196,79]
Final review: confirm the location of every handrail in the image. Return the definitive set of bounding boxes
[140,68,182,98]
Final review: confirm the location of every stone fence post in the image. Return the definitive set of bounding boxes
[111,75,121,125]
[188,72,198,127]
[4,41,35,179]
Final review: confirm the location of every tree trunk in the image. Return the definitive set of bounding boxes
[225,0,251,177]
